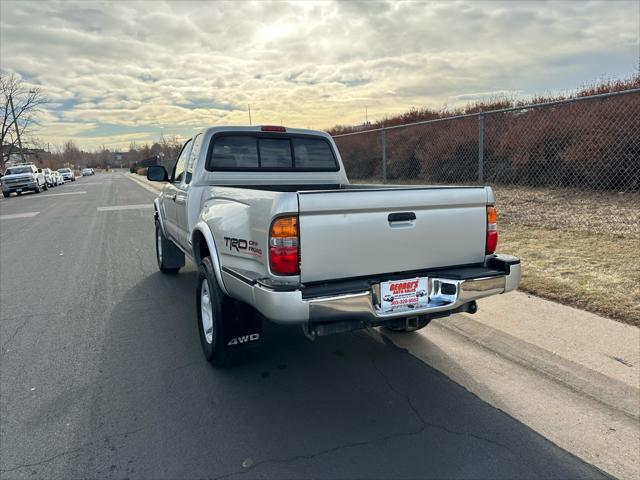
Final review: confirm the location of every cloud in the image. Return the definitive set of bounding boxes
[0,0,637,150]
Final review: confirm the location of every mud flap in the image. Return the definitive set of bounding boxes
[224,301,263,349]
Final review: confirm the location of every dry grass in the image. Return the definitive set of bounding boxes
[496,187,640,238]
[500,224,640,326]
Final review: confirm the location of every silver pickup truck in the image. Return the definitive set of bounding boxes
[147,125,520,366]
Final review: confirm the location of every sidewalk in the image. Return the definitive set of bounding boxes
[375,293,640,479]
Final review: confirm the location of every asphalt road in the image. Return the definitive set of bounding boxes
[0,172,612,479]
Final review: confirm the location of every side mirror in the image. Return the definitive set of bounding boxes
[147,165,169,182]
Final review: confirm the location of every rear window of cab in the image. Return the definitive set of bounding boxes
[206,134,339,172]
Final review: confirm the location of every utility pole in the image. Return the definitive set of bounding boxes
[365,106,368,124]
[9,94,26,163]
[248,104,252,125]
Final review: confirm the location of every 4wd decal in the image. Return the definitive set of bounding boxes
[223,237,263,258]
[227,333,260,346]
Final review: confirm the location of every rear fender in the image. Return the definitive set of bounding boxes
[192,222,228,295]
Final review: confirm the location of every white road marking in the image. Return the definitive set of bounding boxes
[33,191,87,197]
[97,204,154,212]
[0,212,40,220]
[65,182,102,186]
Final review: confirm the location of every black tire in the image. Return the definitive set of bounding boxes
[33,185,41,194]
[155,220,180,274]
[2,192,9,198]
[16,191,22,196]
[43,183,48,191]
[196,256,240,367]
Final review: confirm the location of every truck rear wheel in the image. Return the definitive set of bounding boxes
[196,256,240,367]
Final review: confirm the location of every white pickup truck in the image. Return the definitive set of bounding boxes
[147,126,520,366]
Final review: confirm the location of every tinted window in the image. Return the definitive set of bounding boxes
[293,138,336,169]
[259,138,292,169]
[209,135,338,171]
[212,136,258,169]
[172,140,192,183]
[6,166,33,175]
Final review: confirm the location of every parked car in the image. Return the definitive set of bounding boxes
[39,168,56,187]
[147,125,521,366]
[53,171,64,185]
[58,168,75,182]
[1,164,47,197]
[82,168,94,176]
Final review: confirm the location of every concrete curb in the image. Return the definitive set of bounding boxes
[125,173,163,194]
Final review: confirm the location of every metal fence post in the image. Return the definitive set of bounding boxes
[381,129,387,184]
[478,112,484,184]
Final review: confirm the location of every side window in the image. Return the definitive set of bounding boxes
[185,134,203,184]
[172,140,192,184]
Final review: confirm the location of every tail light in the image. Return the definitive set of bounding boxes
[261,125,287,132]
[486,206,498,254]
[269,216,299,275]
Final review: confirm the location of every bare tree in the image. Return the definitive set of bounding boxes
[62,140,83,167]
[1,72,47,168]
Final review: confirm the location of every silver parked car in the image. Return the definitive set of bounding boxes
[58,168,75,182]
[53,171,64,185]
[39,168,56,187]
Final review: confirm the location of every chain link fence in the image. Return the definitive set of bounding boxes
[333,89,640,237]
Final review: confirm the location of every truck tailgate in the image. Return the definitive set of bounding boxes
[297,187,488,283]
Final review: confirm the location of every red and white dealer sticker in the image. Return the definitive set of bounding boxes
[379,277,428,313]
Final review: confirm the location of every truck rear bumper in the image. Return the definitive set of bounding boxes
[221,254,520,326]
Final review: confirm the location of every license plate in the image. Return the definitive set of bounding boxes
[379,277,428,313]
[15,189,22,192]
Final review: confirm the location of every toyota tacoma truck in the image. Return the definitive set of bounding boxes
[147,126,520,366]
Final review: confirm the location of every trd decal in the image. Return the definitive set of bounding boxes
[223,237,263,257]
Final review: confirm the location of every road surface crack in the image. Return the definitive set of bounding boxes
[1,317,30,356]
[210,347,521,480]
[0,447,84,474]
[0,425,151,474]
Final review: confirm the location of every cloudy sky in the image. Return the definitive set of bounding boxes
[1,0,638,150]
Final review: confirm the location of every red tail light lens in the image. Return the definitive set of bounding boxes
[261,125,287,132]
[269,216,299,275]
[486,206,498,254]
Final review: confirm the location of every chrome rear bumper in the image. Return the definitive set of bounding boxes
[221,254,521,326]
[308,267,519,323]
